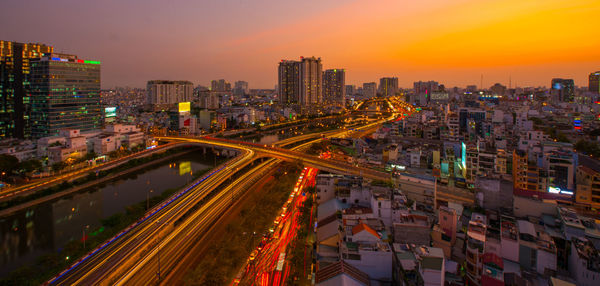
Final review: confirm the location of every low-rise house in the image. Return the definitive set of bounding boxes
[341,223,393,283]
[316,260,371,286]
[415,246,445,286]
[569,237,600,286]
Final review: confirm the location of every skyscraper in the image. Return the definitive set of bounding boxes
[379,77,398,97]
[278,56,323,111]
[29,53,102,139]
[0,40,53,139]
[322,69,345,107]
[299,56,322,107]
[278,60,301,106]
[551,78,575,102]
[590,71,600,95]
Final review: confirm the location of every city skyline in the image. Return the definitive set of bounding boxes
[1,0,598,89]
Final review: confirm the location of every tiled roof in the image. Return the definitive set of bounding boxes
[352,223,380,239]
[316,260,370,285]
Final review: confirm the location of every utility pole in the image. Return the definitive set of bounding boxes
[480,74,483,90]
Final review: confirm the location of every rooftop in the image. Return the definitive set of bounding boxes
[315,260,371,286]
[352,223,380,239]
[571,237,600,273]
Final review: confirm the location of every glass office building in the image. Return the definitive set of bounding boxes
[29,53,102,139]
[0,41,53,139]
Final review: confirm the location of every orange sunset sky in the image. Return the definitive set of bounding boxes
[1,0,599,89]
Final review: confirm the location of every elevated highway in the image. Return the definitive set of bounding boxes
[44,98,475,285]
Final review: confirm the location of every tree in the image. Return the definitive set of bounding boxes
[84,152,97,161]
[19,159,42,173]
[108,151,119,159]
[0,154,19,175]
[51,161,67,172]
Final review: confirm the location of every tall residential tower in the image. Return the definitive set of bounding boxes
[299,56,322,107]
[146,80,194,111]
[278,60,301,106]
[322,69,345,107]
[379,77,399,97]
[278,56,323,112]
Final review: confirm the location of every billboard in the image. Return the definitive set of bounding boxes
[105,107,117,118]
[461,142,466,169]
[178,102,191,113]
[179,161,191,175]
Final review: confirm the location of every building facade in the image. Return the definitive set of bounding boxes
[551,78,575,102]
[278,56,323,111]
[323,69,345,107]
[362,82,377,98]
[146,80,193,110]
[0,40,53,139]
[300,56,323,107]
[278,60,301,106]
[233,80,248,96]
[590,71,600,95]
[379,77,399,97]
[29,53,102,139]
[211,79,231,92]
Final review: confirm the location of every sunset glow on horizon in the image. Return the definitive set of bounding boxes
[2,0,598,88]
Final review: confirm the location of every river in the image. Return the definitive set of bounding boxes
[0,150,214,276]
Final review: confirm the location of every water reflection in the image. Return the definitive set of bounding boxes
[0,152,212,276]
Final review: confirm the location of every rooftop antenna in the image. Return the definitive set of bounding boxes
[480,74,483,90]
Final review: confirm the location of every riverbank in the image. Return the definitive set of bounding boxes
[0,147,216,214]
[0,162,217,285]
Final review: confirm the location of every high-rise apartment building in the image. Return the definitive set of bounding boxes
[211,79,231,92]
[233,80,249,96]
[590,71,600,94]
[551,78,575,102]
[379,77,398,97]
[197,92,219,110]
[278,56,323,111]
[299,56,322,107]
[413,80,439,95]
[29,53,102,139]
[345,85,356,96]
[362,82,377,98]
[146,80,194,110]
[0,40,53,139]
[322,69,345,106]
[278,60,301,106]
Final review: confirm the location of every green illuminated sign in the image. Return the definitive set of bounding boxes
[84,60,101,65]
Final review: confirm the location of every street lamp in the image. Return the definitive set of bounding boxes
[83,225,90,249]
[147,189,153,210]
